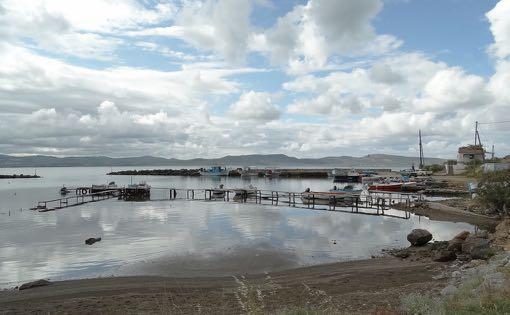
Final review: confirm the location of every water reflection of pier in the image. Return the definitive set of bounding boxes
[33,187,422,219]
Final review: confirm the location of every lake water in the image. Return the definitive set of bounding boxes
[0,166,474,288]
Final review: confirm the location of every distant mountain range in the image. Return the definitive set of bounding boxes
[0,154,446,168]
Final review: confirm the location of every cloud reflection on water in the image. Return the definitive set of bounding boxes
[0,198,475,288]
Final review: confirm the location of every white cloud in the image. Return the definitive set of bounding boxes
[414,68,491,112]
[0,0,174,59]
[229,91,280,122]
[128,0,251,63]
[257,0,401,74]
[486,0,510,59]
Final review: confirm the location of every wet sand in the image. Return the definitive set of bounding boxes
[0,257,444,314]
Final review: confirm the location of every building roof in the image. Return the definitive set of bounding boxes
[458,145,484,154]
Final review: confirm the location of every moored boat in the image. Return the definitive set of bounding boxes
[200,166,229,176]
[211,184,226,199]
[331,169,361,183]
[91,181,118,194]
[233,185,257,200]
[300,187,361,205]
[368,182,402,192]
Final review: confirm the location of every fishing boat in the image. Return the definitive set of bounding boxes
[91,181,118,194]
[368,182,402,192]
[361,175,382,185]
[264,169,280,178]
[200,166,229,176]
[331,169,362,183]
[300,186,361,205]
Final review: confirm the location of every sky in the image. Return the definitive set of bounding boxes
[0,0,509,159]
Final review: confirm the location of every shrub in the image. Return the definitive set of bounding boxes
[464,160,484,178]
[477,169,510,215]
[423,164,444,173]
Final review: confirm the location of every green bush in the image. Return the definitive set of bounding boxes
[424,164,444,173]
[464,160,484,178]
[477,169,510,215]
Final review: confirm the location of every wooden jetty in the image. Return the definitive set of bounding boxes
[150,187,421,219]
[32,190,120,212]
[33,185,421,219]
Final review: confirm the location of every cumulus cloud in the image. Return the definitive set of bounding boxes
[0,0,509,158]
[414,68,491,112]
[486,0,510,59]
[256,0,401,74]
[229,91,280,122]
[128,0,251,63]
[0,0,174,59]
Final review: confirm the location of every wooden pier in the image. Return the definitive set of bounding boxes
[33,186,421,219]
[150,188,421,219]
[32,190,119,212]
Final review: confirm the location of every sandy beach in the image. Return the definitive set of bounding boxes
[0,257,444,314]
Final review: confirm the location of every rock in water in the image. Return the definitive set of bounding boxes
[407,229,432,246]
[434,250,457,262]
[85,237,102,245]
[19,279,51,290]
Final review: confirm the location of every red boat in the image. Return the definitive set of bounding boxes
[368,182,403,192]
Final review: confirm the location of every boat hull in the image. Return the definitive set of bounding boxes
[300,192,360,205]
[368,183,402,192]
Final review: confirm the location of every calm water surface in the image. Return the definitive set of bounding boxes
[0,167,474,288]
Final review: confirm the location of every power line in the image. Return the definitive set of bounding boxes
[478,120,510,125]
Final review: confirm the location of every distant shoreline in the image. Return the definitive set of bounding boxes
[0,174,40,179]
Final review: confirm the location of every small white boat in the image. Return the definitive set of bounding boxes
[211,184,226,199]
[233,185,258,200]
[300,187,361,205]
[91,181,118,193]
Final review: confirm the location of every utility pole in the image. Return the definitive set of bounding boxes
[474,121,482,147]
[419,130,424,169]
[474,121,478,146]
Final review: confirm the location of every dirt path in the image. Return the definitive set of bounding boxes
[0,257,444,314]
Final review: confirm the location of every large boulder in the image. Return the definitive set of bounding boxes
[453,231,470,241]
[447,231,471,252]
[407,229,433,246]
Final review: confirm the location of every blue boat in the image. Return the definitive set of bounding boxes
[200,166,229,176]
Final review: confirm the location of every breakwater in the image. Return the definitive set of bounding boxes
[108,169,201,176]
[0,174,41,179]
